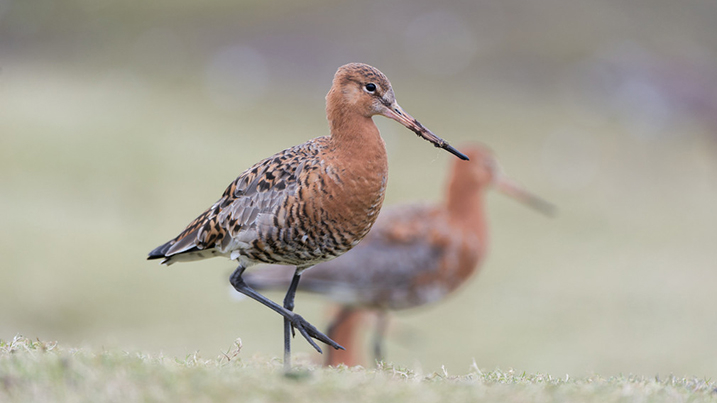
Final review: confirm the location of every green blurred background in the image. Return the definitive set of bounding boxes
[2,0,717,378]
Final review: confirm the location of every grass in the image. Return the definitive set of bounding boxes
[1,336,716,403]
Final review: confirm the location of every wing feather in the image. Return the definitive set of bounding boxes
[148,138,329,264]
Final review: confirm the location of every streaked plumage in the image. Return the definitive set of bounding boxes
[148,63,467,371]
[244,145,555,366]
[148,138,383,267]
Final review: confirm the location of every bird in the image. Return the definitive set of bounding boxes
[147,63,468,371]
[242,144,554,366]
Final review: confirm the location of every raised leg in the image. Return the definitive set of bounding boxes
[229,265,344,366]
[373,310,388,363]
[282,268,303,371]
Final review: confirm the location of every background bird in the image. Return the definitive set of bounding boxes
[243,144,554,366]
[147,63,468,370]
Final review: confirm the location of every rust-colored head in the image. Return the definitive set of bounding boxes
[448,144,496,190]
[331,63,394,118]
[448,144,556,216]
[327,63,469,160]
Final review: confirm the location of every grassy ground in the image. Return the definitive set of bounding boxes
[2,336,715,403]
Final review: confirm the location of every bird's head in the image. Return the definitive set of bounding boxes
[328,63,469,160]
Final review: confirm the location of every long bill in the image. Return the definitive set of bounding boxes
[494,173,557,217]
[382,103,470,161]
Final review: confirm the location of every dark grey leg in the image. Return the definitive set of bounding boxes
[229,265,344,369]
[282,268,303,371]
[373,310,388,363]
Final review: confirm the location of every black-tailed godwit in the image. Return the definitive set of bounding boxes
[148,63,468,370]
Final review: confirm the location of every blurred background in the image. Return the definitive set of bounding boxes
[1,0,717,378]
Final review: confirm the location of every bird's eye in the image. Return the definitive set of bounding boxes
[364,83,377,93]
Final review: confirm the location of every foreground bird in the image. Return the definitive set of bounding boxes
[147,63,468,370]
[244,145,554,366]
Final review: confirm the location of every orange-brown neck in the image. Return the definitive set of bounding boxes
[326,88,388,179]
[445,172,489,263]
[326,86,383,151]
[323,87,389,242]
[328,110,386,164]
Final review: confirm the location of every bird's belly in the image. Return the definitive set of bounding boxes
[222,168,386,268]
[223,219,361,268]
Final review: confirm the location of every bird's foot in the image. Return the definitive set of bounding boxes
[289,313,345,353]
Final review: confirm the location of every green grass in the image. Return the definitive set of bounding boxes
[1,336,715,403]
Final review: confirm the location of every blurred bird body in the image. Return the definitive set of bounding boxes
[147,63,467,370]
[244,145,554,366]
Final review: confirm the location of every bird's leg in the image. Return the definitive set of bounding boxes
[282,268,303,371]
[373,310,388,364]
[229,265,344,364]
[324,305,356,366]
[326,305,355,339]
